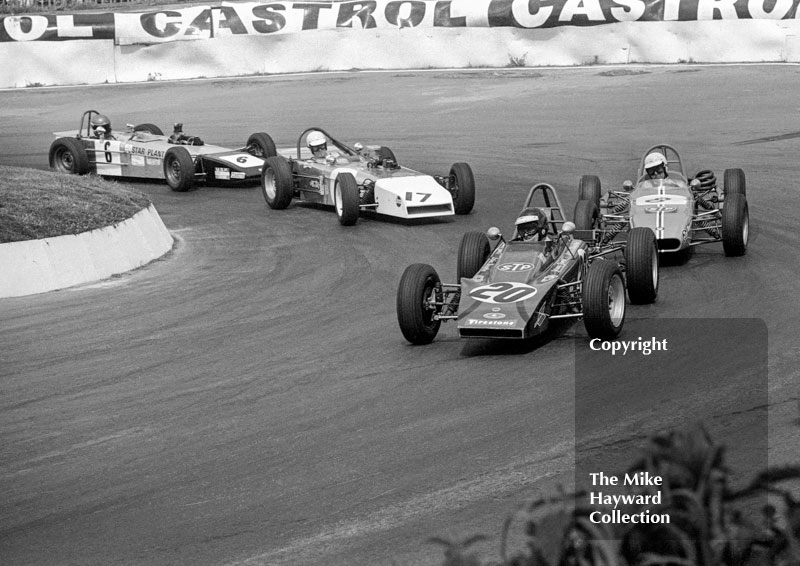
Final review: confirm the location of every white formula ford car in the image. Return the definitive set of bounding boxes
[260,127,476,225]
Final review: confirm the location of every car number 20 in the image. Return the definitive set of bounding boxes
[468,282,538,304]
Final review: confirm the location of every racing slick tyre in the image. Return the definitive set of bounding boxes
[246,133,277,159]
[573,199,600,231]
[449,162,476,215]
[377,146,397,166]
[583,260,626,340]
[579,175,602,208]
[133,123,164,135]
[397,263,442,345]
[163,146,196,192]
[334,173,360,226]
[457,231,490,281]
[49,137,89,175]
[723,168,746,197]
[261,156,294,209]
[625,227,659,304]
[721,193,749,257]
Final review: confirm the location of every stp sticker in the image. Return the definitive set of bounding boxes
[215,167,230,180]
[497,262,533,272]
[635,194,688,206]
[468,282,538,304]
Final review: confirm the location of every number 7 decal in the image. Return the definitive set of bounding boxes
[405,192,432,202]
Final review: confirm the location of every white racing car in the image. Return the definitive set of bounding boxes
[573,144,749,258]
[260,127,476,225]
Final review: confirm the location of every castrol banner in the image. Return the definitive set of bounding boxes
[2,0,800,43]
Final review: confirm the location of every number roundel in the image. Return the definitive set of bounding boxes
[468,282,538,304]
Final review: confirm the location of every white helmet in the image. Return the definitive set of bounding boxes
[307,131,327,151]
[644,152,667,177]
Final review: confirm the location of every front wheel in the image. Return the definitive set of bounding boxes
[573,199,600,231]
[579,175,602,208]
[625,227,659,304]
[449,162,475,215]
[334,173,360,226]
[163,147,196,192]
[49,138,90,175]
[457,231,490,281]
[246,132,277,159]
[260,156,294,209]
[397,263,442,345]
[582,260,626,339]
[721,193,749,256]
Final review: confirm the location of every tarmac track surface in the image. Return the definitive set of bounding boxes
[1,66,799,566]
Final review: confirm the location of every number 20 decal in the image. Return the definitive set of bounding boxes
[468,282,538,304]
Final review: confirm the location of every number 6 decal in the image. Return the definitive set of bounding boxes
[468,282,538,304]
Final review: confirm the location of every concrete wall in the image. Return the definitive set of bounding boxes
[0,204,174,298]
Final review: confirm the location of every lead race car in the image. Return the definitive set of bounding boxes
[396,183,659,345]
[573,144,749,257]
[49,110,277,192]
[260,127,476,225]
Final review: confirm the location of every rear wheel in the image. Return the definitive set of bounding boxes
[457,231,490,281]
[721,193,749,256]
[449,162,475,215]
[573,199,600,231]
[260,156,294,209]
[163,147,196,192]
[334,173,360,226]
[377,146,397,165]
[625,227,659,304]
[49,138,89,175]
[583,260,626,339]
[579,175,602,208]
[723,168,746,197]
[246,132,277,159]
[397,263,442,345]
[133,123,163,135]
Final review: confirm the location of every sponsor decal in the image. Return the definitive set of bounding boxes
[540,274,558,283]
[215,167,230,180]
[131,155,145,166]
[469,282,537,304]
[497,262,533,272]
[483,312,506,319]
[6,0,792,44]
[146,157,162,165]
[467,319,517,327]
[231,171,246,179]
[309,178,321,189]
[121,143,165,159]
[395,195,402,208]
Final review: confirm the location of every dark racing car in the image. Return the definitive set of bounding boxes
[396,183,659,345]
[49,110,277,191]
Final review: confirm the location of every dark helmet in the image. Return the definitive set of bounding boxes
[515,207,548,241]
[90,114,111,136]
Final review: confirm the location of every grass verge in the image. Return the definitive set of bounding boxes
[0,166,151,243]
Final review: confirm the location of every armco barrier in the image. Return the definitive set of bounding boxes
[1,0,800,87]
[0,204,174,298]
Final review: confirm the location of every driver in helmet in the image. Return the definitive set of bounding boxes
[514,207,549,242]
[644,152,668,179]
[90,114,114,139]
[307,130,329,160]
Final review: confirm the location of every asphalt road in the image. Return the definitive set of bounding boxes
[1,65,798,566]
